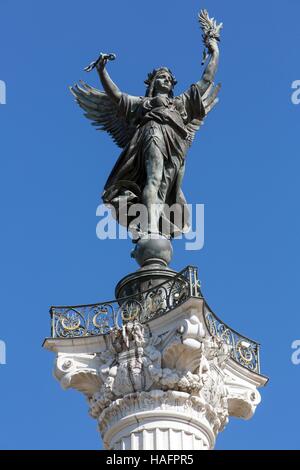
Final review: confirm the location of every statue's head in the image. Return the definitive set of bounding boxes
[144,67,177,98]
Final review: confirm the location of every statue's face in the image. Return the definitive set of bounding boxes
[154,72,173,95]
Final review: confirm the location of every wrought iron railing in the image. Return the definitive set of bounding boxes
[204,304,260,373]
[49,265,260,373]
[50,266,200,338]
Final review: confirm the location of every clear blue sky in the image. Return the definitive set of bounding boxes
[0,0,299,450]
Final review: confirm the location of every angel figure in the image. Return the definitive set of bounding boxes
[71,10,222,239]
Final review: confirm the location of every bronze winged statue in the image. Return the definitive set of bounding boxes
[70,10,222,265]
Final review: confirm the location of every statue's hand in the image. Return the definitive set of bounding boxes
[84,52,116,73]
[96,53,116,71]
[206,37,219,55]
[198,10,222,61]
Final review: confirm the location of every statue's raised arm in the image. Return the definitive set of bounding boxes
[70,52,140,149]
[91,53,122,104]
[197,10,222,95]
[177,10,222,148]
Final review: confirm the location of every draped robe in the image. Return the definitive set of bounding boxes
[102,83,206,237]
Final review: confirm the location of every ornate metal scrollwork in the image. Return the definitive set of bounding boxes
[51,267,200,340]
[204,309,259,373]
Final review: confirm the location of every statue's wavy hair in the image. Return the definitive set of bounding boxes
[144,67,177,98]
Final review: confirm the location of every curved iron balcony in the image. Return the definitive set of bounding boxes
[49,266,260,374]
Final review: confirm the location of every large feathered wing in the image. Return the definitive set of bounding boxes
[70,81,136,149]
[186,82,221,146]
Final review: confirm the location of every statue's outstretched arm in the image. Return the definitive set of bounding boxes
[97,63,122,103]
[84,53,122,103]
[196,38,219,95]
[196,10,222,96]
